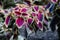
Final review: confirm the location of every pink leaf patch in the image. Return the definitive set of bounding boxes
[28,18,33,24]
[16,17,24,28]
[37,13,43,21]
[32,12,37,16]
[21,8,27,13]
[34,6,39,11]
[37,22,43,30]
[5,15,11,27]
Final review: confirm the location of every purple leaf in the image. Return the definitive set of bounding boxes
[22,13,28,16]
[5,15,11,27]
[28,18,33,24]
[46,3,51,9]
[15,11,21,16]
[51,0,58,3]
[37,22,43,29]
[16,17,24,28]
[32,12,37,16]
[21,8,27,13]
[15,7,19,10]
[53,0,56,2]
[4,10,8,13]
[37,13,43,21]
[34,6,39,11]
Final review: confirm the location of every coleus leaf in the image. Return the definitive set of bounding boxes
[5,15,11,27]
[37,13,43,21]
[14,7,19,10]
[32,12,37,16]
[14,7,21,16]
[22,13,28,16]
[21,8,27,13]
[45,3,51,9]
[37,21,43,31]
[16,17,24,28]
[33,6,39,11]
[34,18,43,31]
[15,11,21,16]
[27,18,33,24]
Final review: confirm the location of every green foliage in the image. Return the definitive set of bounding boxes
[2,0,16,9]
[1,0,24,9]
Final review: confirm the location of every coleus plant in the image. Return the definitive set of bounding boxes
[4,4,44,31]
